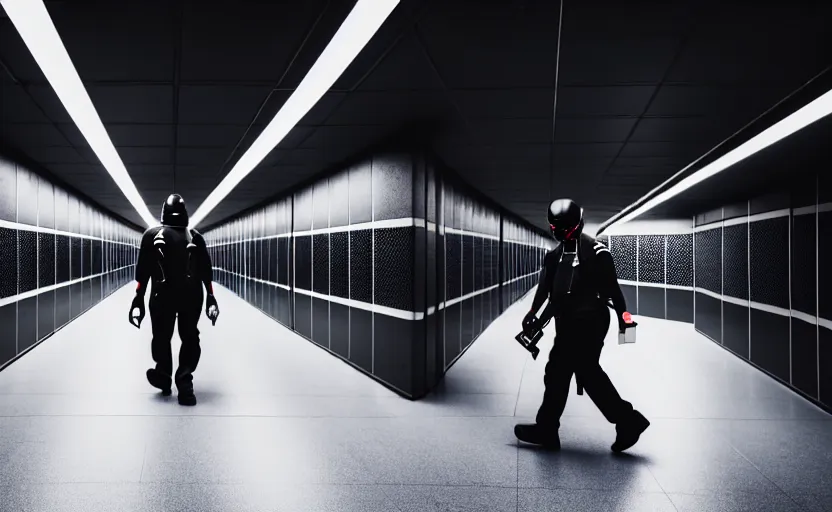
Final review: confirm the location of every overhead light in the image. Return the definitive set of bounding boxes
[2,0,157,227]
[602,87,832,230]
[188,0,400,228]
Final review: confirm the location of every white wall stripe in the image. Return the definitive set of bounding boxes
[618,279,693,291]
[691,286,823,321]
[442,283,500,309]
[445,226,500,241]
[502,269,541,286]
[214,268,291,291]
[0,218,138,246]
[694,208,791,232]
[820,317,832,332]
[792,310,817,325]
[722,216,748,228]
[0,264,134,308]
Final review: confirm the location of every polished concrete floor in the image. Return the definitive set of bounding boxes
[0,285,830,512]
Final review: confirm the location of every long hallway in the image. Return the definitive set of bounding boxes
[0,284,830,512]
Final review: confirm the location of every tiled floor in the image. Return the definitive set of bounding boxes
[0,285,829,511]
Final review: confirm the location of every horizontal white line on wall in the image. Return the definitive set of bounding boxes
[691,287,831,323]
[442,284,500,309]
[293,287,424,321]
[292,217,422,237]
[213,266,423,321]
[444,226,500,241]
[0,264,135,308]
[722,216,749,228]
[601,218,693,236]
[618,279,693,291]
[0,218,138,246]
[213,268,291,291]
[208,233,292,246]
[820,317,832,331]
[694,208,791,231]
[793,202,832,216]
[792,310,817,325]
[503,269,541,286]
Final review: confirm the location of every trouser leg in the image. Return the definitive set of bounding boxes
[149,292,176,377]
[535,335,576,429]
[576,341,634,424]
[176,288,203,384]
[573,309,634,425]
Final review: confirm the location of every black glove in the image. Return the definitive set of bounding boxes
[129,294,145,329]
[205,294,219,326]
[522,310,538,333]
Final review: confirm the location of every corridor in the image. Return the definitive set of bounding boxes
[0,284,829,512]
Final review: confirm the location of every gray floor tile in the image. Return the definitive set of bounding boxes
[667,491,806,512]
[383,484,517,512]
[519,488,677,512]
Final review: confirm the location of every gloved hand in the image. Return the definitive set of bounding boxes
[129,294,145,329]
[205,294,219,326]
[522,310,538,333]
[619,311,637,333]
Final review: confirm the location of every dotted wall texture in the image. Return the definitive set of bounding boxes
[666,234,693,287]
[722,223,748,299]
[330,232,349,299]
[791,214,816,315]
[374,227,414,311]
[312,234,330,295]
[18,231,38,293]
[610,235,636,281]
[0,227,18,298]
[638,235,665,284]
[349,230,372,303]
[694,227,722,294]
[750,217,789,309]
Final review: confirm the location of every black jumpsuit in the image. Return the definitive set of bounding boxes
[530,233,634,429]
[135,225,213,383]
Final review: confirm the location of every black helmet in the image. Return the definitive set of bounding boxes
[160,194,188,227]
[547,199,583,242]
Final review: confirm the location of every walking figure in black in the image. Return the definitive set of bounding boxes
[129,194,219,406]
[514,199,649,452]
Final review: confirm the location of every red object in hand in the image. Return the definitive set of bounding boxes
[136,282,142,292]
[622,312,633,324]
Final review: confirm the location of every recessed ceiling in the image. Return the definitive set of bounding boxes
[1,0,830,232]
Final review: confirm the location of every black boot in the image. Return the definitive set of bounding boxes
[175,367,197,406]
[514,423,561,450]
[146,368,171,396]
[611,410,650,453]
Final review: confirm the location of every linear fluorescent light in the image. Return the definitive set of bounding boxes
[1,0,157,227]
[604,87,832,230]
[188,0,400,228]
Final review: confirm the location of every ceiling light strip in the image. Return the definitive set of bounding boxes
[1,0,157,227]
[600,88,832,232]
[188,0,400,228]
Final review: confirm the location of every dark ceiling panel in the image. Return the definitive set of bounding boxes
[177,86,275,125]
[179,0,327,82]
[554,118,637,143]
[1,85,50,123]
[356,32,445,92]
[450,89,552,120]
[556,86,657,117]
[48,0,175,82]
[88,86,174,124]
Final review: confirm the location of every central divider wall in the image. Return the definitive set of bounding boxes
[203,150,552,399]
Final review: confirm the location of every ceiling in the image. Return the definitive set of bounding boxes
[1,0,830,232]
